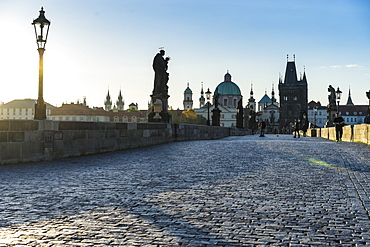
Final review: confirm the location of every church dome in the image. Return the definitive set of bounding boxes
[215,72,241,96]
[184,87,192,94]
[184,83,192,94]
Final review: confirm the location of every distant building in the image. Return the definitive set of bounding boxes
[0,99,55,120]
[278,55,308,129]
[307,101,327,128]
[49,103,110,122]
[194,71,242,127]
[49,103,148,122]
[307,89,367,127]
[257,86,280,131]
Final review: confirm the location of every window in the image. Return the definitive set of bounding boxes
[114,116,119,122]
[233,99,237,107]
[293,96,298,101]
[224,99,227,106]
[123,116,128,122]
[221,114,225,119]
[80,117,84,121]
[354,112,357,115]
[283,96,288,101]
[132,116,137,122]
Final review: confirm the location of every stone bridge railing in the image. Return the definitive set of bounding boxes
[305,123,370,145]
[0,120,250,165]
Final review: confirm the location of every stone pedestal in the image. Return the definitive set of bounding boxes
[148,94,172,123]
[212,108,221,126]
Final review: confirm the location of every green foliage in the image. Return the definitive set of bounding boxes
[170,109,207,125]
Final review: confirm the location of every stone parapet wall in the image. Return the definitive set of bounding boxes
[0,120,250,165]
[306,124,369,145]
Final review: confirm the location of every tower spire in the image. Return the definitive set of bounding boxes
[346,87,354,105]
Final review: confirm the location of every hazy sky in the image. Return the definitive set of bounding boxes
[0,0,369,109]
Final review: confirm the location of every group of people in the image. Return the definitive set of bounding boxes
[256,112,345,142]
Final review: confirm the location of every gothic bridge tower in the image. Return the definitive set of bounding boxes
[278,55,308,129]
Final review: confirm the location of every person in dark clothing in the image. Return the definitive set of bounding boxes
[293,119,300,138]
[259,121,266,137]
[333,113,345,142]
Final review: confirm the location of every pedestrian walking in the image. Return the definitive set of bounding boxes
[333,113,345,142]
[259,120,266,137]
[293,119,300,138]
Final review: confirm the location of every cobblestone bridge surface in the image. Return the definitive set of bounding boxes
[0,135,370,246]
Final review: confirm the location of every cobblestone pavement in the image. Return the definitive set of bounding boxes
[0,135,369,246]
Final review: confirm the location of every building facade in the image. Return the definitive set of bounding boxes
[0,99,55,120]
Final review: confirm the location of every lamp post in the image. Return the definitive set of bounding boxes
[336,87,342,114]
[205,88,211,125]
[313,106,318,128]
[32,7,50,120]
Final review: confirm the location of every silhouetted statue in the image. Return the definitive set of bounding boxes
[236,99,244,128]
[152,50,170,96]
[149,49,172,123]
[328,85,336,109]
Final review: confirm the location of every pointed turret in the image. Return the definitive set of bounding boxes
[301,68,307,84]
[116,89,124,111]
[346,88,354,105]
[271,83,276,104]
[248,83,256,111]
[104,89,112,111]
[199,82,205,108]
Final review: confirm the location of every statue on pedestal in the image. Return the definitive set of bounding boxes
[148,49,172,123]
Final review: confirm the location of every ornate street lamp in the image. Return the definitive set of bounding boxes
[32,7,51,120]
[336,87,342,114]
[205,88,211,125]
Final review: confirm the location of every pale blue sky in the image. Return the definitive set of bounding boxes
[0,0,369,109]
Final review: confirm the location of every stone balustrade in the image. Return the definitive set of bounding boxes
[0,120,250,165]
[305,124,370,144]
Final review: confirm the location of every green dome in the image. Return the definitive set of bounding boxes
[215,72,241,95]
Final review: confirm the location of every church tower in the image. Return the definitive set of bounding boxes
[183,83,193,110]
[199,82,205,108]
[104,89,112,111]
[247,84,256,111]
[116,89,124,111]
[278,55,308,129]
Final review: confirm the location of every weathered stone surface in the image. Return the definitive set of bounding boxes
[0,135,369,245]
